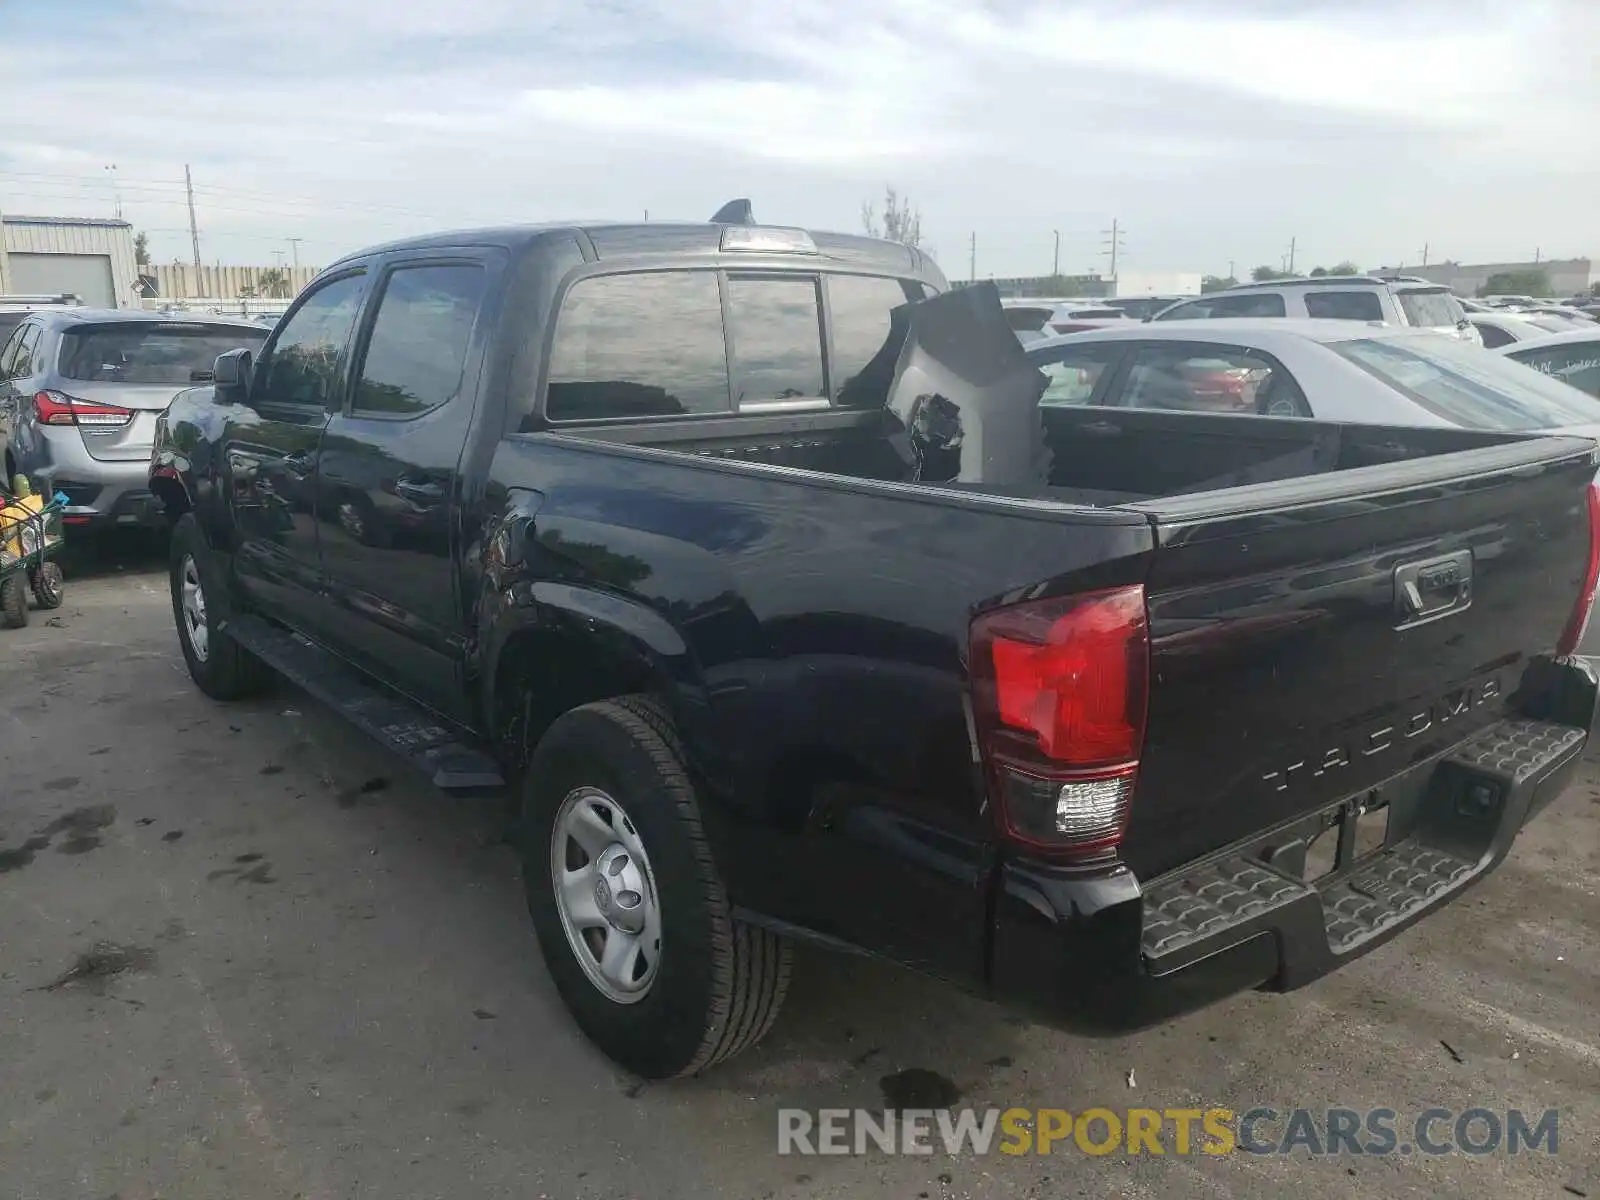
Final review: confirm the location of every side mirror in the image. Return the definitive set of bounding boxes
[213,348,254,404]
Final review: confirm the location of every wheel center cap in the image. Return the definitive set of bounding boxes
[593,842,647,935]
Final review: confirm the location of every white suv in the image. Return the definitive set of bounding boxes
[1151,277,1481,346]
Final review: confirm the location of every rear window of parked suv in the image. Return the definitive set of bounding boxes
[59,322,266,385]
[1396,289,1464,328]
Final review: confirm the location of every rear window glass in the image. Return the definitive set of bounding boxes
[827,274,922,409]
[1510,340,1600,399]
[59,323,265,384]
[1397,289,1463,328]
[0,313,25,346]
[725,276,825,406]
[1303,291,1384,321]
[546,271,728,421]
[1332,336,1600,429]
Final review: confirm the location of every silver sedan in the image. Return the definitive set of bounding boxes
[1025,318,1600,429]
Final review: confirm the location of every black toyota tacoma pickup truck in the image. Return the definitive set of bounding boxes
[151,211,1600,1079]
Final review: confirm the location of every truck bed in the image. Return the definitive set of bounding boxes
[569,399,1533,509]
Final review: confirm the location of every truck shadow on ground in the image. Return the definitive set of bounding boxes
[56,528,170,584]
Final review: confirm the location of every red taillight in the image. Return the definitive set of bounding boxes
[33,390,133,429]
[1557,482,1600,656]
[969,585,1149,859]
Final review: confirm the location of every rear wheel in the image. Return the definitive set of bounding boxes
[0,576,28,628]
[30,562,64,609]
[170,514,268,700]
[521,696,790,1078]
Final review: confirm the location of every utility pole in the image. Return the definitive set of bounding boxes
[104,164,121,220]
[1419,242,1429,267]
[286,237,302,270]
[1052,229,1060,279]
[1534,246,1541,263]
[1287,236,1297,275]
[184,164,202,288]
[1101,219,1124,283]
[969,231,976,283]
[1227,259,1235,281]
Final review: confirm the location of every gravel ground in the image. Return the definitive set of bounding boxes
[1,536,1596,1200]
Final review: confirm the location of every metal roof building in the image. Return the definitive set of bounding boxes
[0,214,139,309]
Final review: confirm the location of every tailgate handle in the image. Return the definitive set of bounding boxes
[1394,550,1473,628]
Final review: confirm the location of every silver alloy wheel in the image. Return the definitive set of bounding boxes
[550,786,662,1004]
[179,553,209,663]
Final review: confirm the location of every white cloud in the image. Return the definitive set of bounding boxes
[0,0,1592,277]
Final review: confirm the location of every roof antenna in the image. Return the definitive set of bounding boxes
[710,198,755,225]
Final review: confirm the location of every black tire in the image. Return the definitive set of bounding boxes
[0,576,27,628]
[521,696,791,1079]
[169,513,269,700]
[30,562,64,609]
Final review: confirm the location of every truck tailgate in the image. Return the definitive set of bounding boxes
[1118,434,1598,881]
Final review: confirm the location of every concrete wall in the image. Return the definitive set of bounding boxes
[1383,258,1598,297]
[148,262,318,300]
[0,216,140,308]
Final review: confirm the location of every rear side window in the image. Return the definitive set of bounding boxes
[352,265,485,417]
[827,274,922,409]
[0,321,26,378]
[725,276,825,407]
[10,325,42,378]
[1114,345,1300,416]
[1003,306,1053,332]
[546,271,728,421]
[1304,291,1384,322]
[58,323,266,385]
[1397,289,1462,328]
[1472,321,1516,349]
[1510,340,1600,398]
[1029,343,1119,405]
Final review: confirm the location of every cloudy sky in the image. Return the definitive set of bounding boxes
[1,0,1594,279]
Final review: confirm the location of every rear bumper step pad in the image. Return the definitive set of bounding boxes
[1139,714,1587,982]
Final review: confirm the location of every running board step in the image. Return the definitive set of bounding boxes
[1319,840,1473,954]
[223,614,505,794]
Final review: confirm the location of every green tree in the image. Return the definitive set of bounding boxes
[1251,265,1291,282]
[1478,270,1551,298]
[1329,261,1360,275]
[1201,275,1237,293]
[257,268,291,299]
[861,186,923,249]
[133,231,150,266]
[1309,267,1328,277]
